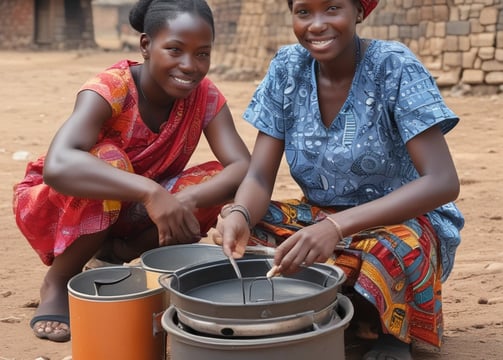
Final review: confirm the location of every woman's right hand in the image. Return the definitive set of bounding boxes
[143,185,201,246]
[215,210,250,258]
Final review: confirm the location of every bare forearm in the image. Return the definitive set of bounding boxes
[43,149,159,203]
[233,175,273,226]
[332,174,460,237]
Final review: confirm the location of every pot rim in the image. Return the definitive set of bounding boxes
[68,266,166,301]
[161,258,346,319]
[140,243,226,274]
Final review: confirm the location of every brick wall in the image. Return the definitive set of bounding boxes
[0,0,35,49]
[361,0,503,94]
[209,0,296,80]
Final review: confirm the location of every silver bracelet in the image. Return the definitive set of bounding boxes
[221,204,252,228]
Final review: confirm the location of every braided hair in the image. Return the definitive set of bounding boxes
[129,0,215,39]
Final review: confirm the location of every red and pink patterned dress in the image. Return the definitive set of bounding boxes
[13,60,226,266]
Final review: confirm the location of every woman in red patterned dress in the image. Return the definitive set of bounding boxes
[13,0,250,342]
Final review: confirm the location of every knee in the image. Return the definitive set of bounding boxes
[90,143,133,172]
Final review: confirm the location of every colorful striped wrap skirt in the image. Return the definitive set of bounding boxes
[248,198,444,347]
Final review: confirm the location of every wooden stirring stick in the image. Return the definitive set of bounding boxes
[266,264,281,278]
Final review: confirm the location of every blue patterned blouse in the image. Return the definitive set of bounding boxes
[243,40,464,280]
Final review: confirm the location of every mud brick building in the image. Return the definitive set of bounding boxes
[0,0,95,49]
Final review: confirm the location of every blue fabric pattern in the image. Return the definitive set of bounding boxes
[243,40,464,281]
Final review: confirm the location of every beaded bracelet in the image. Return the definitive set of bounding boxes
[221,204,252,229]
[324,216,344,240]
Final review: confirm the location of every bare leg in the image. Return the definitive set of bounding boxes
[93,226,159,264]
[32,229,108,342]
[346,290,381,340]
[103,224,199,264]
[348,292,413,360]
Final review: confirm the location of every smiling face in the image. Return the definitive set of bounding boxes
[290,0,362,63]
[141,12,213,100]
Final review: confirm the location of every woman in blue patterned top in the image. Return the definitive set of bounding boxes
[215,0,464,359]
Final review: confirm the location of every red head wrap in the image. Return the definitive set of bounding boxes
[360,0,379,19]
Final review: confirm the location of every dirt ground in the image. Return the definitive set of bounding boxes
[0,50,502,360]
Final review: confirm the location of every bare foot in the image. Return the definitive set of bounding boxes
[363,334,413,360]
[355,320,380,340]
[31,315,70,342]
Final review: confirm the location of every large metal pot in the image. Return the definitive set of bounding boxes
[159,258,346,327]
